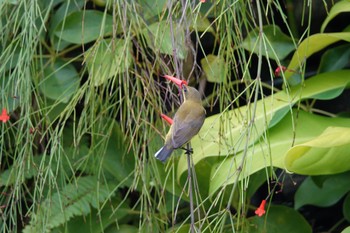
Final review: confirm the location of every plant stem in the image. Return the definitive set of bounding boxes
[186,143,195,233]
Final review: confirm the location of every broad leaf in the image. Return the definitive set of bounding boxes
[49,0,85,51]
[318,44,350,73]
[85,39,132,86]
[54,10,114,44]
[294,172,350,209]
[200,54,225,83]
[39,59,79,103]
[343,193,350,222]
[341,227,350,233]
[208,111,350,195]
[285,127,350,175]
[176,70,350,186]
[137,0,167,20]
[321,0,350,33]
[143,21,187,59]
[242,25,295,61]
[286,32,350,80]
[249,205,311,233]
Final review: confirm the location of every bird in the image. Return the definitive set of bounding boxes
[155,85,206,162]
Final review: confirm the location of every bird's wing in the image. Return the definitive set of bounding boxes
[171,104,205,148]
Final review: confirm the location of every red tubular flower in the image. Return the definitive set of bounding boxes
[274,66,298,77]
[161,113,173,125]
[274,66,287,77]
[255,200,266,217]
[163,75,188,88]
[200,0,206,2]
[0,109,10,123]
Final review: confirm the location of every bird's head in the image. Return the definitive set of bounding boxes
[182,85,202,103]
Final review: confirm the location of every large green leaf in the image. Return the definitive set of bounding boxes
[23,176,116,233]
[54,195,130,233]
[285,126,350,175]
[242,25,295,61]
[249,205,311,233]
[342,227,350,233]
[200,54,225,83]
[49,0,85,51]
[294,172,350,209]
[321,0,350,33]
[208,111,350,196]
[54,10,114,44]
[85,38,132,86]
[39,59,80,103]
[286,33,350,80]
[343,193,350,222]
[142,21,187,59]
[176,70,350,185]
[318,44,350,73]
[137,0,167,21]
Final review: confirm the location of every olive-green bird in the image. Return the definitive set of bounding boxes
[155,85,206,162]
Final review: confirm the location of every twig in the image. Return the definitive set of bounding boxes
[186,143,195,233]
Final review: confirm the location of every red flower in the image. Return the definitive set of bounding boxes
[274,66,298,77]
[0,109,10,123]
[163,75,188,89]
[274,66,287,77]
[255,200,266,217]
[161,113,173,125]
[200,0,206,2]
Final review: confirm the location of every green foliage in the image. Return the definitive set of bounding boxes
[54,10,115,44]
[85,38,133,86]
[200,55,226,83]
[2,0,350,232]
[39,59,80,103]
[249,206,312,233]
[23,176,117,232]
[242,25,295,61]
[294,172,350,209]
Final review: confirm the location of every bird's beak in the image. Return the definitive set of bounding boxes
[163,75,188,89]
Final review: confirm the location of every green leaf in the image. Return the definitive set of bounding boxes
[176,70,350,190]
[143,21,187,59]
[286,32,350,80]
[294,172,350,209]
[343,192,350,222]
[242,25,295,61]
[49,0,85,51]
[208,111,350,196]
[55,196,130,233]
[341,227,350,233]
[85,39,132,86]
[102,119,135,186]
[200,55,225,83]
[23,176,115,233]
[191,15,215,34]
[249,205,311,233]
[109,225,139,233]
[321,0,350,33]
[137,0,167,20]
[54,10,114,44]
[39,59,79,103]
[318,44,350,73]
[285,126,350,175]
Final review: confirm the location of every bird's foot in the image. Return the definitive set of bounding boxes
[181,147,193,155]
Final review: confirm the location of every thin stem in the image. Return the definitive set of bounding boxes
[186,143,195,233]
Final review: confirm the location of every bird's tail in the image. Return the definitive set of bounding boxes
[155,145,174,163]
